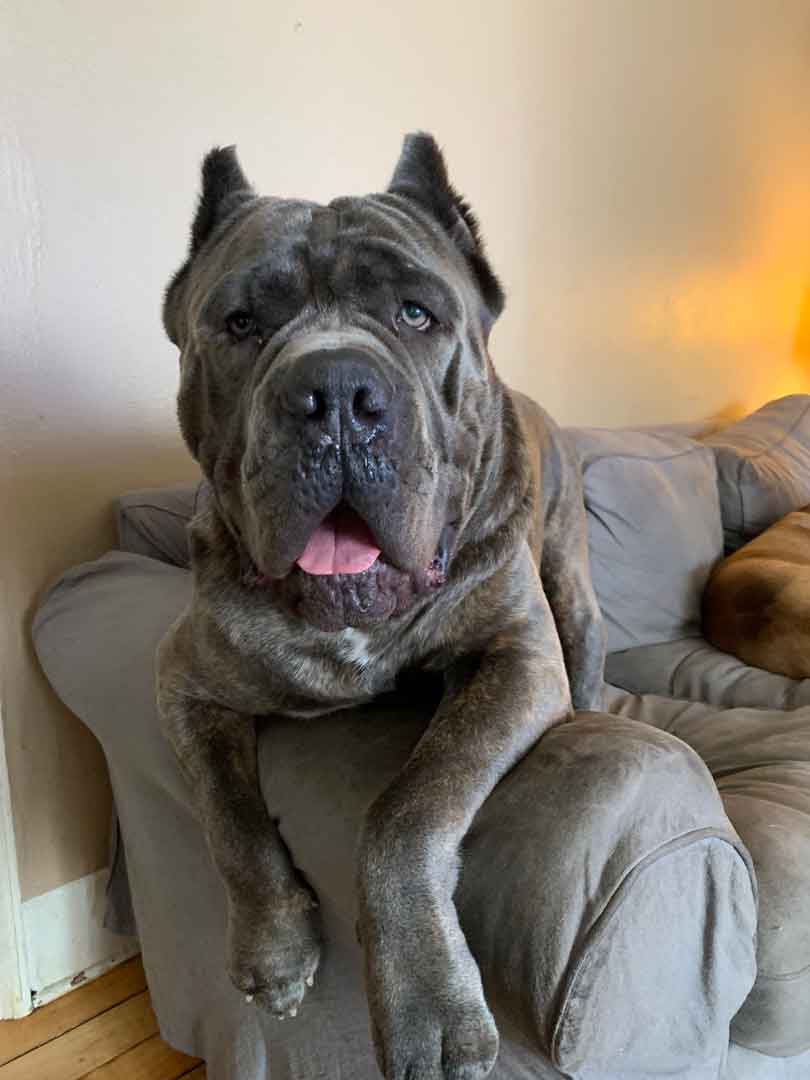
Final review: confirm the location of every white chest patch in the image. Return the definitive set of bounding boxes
[337,628,373,669]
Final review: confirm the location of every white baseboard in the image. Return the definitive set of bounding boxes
[22,868,138,1009]
[0,706,30,1019]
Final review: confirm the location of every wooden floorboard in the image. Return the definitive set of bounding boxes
[0,992,157,1080]
[0,957,147,1067]
[81,1033,199,1079]
[0,957,204,1080]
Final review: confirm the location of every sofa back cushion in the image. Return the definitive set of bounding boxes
[568,428,724,654]
[117,480,204,567]
[701,395,810,552]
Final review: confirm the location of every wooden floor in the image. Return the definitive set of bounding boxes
[0,957,205,1080]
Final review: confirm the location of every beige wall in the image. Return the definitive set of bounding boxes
[2,0,809,901]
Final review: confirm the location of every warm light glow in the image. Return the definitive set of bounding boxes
[635,178,808,341]
[633,268,806,350]
[794,285,810,364]
[625,174,810,417]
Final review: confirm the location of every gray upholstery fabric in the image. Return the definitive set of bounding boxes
[566,427,723,653]
[700,395,810,553]
[606,638,810,711]
[105,810,137,937]
[117,480,203,566]
[33,552,763,1080]
[604,686,810,1059]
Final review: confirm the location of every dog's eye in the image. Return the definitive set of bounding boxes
[398,302,433,332]
[226,312,256,340]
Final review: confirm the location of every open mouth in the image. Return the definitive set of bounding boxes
[296,504,382,577]
[244,502,455,629]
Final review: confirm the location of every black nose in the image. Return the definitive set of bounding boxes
[281,350,392,432]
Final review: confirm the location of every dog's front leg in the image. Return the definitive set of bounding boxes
[358,586,572,1080]
[158,693,321,1017]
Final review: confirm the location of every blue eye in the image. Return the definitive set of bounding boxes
[398,302,433,331]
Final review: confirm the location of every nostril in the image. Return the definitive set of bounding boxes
[353,386,386,422]
[302,389,327,421]
[281,354,390,426]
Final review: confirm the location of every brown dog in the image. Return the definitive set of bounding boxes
[704,507,810,678]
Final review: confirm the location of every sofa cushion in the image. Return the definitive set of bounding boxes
[701,395,810,552]
[117,480,204,566]
[568,428,724,653]
[605,637,810,711]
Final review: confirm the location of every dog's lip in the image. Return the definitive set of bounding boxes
[247,519,457,590]
[247,503,388,585]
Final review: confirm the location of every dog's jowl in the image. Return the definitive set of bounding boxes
[157,132,605,1080]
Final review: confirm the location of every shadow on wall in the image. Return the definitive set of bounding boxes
[18,436,195,612]
[6,430,197,901]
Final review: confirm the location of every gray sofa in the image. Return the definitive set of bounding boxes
[32,394,810,1079]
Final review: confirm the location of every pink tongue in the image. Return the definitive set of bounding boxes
[296,508,381,576]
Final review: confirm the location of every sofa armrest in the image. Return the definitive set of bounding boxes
[606,637,810,709]
[261,707,757,1076]
[605,685,810,1058]
[455,714,756,1075]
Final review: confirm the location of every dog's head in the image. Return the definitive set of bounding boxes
[164,133,508,631]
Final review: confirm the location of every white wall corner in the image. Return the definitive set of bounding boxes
[22,868,138,1009]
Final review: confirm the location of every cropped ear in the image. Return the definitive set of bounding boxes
[163,146,255,345]
[388,132,504,324]
[190,146,255,254]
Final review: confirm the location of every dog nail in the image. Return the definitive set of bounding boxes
[290,1007,298,1017]
[244,994,254,1003]
[306,974,314,987]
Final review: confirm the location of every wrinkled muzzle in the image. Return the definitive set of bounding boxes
[238,334,453,630]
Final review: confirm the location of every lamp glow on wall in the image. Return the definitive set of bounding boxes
[617,176,810,423]
[794,285,810,368]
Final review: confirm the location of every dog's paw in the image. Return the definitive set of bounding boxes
[227,886,321,1019]
[373,993,498,1080]
[362,917,499,1080]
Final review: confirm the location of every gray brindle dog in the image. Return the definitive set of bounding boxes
[158,133,605,1080]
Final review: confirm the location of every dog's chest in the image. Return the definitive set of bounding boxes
[229,620,401,715]
[300,628,397,700]
[209,583,452,716]
[334,628,375,669]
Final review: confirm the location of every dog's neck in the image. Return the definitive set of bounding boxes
[446,382,535,590]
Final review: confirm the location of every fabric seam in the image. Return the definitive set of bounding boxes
[736,455,746,540]
[550,828,755,1068]
[122,503,192,522]
[582,444,709,473]
[667,642,703,696]
[756,962,810,983]
[709,401,810,464]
